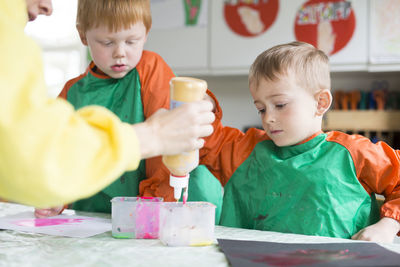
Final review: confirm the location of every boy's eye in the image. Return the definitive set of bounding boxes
[275,103,287,109]
[126,40,137,45]
[102,41,113,46]
[257,109,265,115]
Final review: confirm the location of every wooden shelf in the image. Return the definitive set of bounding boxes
[323,110,400,131]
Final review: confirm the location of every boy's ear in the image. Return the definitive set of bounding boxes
[315,89,332,116]
[77,26,88,46]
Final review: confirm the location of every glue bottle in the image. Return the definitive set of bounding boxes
[162,77,208,203]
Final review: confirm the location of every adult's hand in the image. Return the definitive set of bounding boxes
[133,100,215,159]
[34,206,64,218]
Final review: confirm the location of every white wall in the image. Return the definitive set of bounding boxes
[25,0,85,98]
[198,74,259,130]
[196,72,400,131]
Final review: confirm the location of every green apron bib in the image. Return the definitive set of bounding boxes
[66,68,223,218]
[67,69,146,213]
[220,134,379,238]
[186,165,223,224]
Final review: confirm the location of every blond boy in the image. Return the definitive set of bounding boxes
[196,42,400,242]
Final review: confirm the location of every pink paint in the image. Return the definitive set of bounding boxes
[139,196,158,200]
[247,249,376,266]
[13,218,85,227]
[190,7,198,19]
[185,0,200,20]
[182,187,188,205]
[141,233,157,239]
[134,200,161,239]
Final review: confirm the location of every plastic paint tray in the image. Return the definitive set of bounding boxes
[111,197,163,239]
[159,202,216,246]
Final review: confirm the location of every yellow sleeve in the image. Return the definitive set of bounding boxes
[0,0,140,208]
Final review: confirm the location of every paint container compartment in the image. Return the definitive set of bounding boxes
[111,197,163,239]
[159,202,216,246]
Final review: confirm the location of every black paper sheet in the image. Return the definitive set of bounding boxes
[218,238,400,267]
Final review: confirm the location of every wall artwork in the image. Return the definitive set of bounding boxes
[294,0,356,56]
[370,0,400,63]
[218,239,400,267]
[150,0,208,29]
[223,0,279,37]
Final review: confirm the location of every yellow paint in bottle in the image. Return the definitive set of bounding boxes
[162,77,208,203]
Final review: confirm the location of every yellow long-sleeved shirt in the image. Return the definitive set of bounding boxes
[0,0,140,208]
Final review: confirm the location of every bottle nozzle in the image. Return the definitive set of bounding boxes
[173,187,182,202]
[169,174,189,202]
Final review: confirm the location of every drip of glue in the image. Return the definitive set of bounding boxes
[162,77,208,204]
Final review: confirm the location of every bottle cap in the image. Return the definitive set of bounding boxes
[169,174,189,201]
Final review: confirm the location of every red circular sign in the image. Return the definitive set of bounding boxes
[224,0,279,37]
[294,0,356,56]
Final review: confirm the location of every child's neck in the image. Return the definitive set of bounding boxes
[296,130,323,145]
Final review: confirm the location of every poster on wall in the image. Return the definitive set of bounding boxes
[370,0,400,63]
[294,0,356,56]
[223,0,279,38]
[151,0,208,29]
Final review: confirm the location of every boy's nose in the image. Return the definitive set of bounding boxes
[265,113,276,124]
[113,45,126,58]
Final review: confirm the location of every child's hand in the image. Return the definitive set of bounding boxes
[351,217,400,243]
[34,206,64,218]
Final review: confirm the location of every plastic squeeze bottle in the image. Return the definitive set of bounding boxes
[162,77,208,203]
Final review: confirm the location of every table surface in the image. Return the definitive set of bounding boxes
[1,202,400,267]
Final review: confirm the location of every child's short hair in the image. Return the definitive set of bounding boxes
[77,0,152,33]
[249,42,330,93]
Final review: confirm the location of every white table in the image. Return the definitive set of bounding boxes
[1,202,400,267]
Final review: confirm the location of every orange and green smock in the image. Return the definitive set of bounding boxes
[200,129,400,238]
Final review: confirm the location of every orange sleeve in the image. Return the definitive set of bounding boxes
[199,90,269,185]
[201,126,269,186]
[139,164,174,201]
[327,131,400,222]
[136,51,175,182]
[136,51,174,119]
